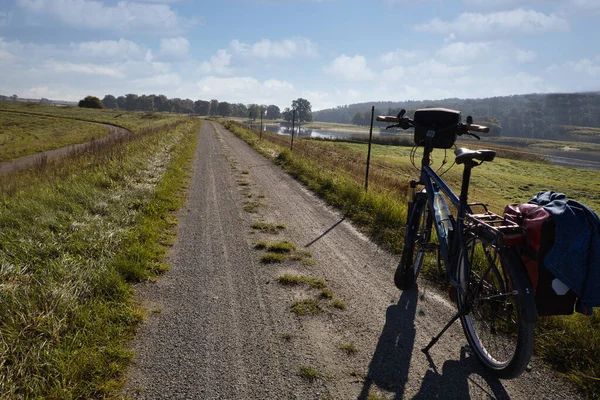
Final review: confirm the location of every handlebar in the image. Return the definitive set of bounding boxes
[376,113,489,135]
[376,116,400,123]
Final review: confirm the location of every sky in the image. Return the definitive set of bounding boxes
[0,0,599,111]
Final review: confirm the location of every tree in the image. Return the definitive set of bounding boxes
[291,98,312,123]
[352,111,364,126]
[194,100,210,116]
[102,94,118,109]
[124,93,138,111]
[282,107,293,122]
[248,104,261,119]
[116,96,126,109]
[139,94,155,112]
[217,101,232,117]
[266,105,281,120]
[154,94,171,113]
[210,99,219,116]
[78,95,105,109]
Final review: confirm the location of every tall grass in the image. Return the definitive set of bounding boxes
[0,118,199,398]
[221,120,600,397]
[0,101,186,133]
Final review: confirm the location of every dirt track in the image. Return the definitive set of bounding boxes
[123,121,579,399]
[0,123,129,176]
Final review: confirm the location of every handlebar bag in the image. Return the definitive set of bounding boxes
[414,108,460,149]
[504,203,578,316]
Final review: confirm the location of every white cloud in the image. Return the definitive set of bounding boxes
[516,49,536,63]
[380,49,419,64]
[324,55,374,81]
[17,0,197,34]
[196,76,294,105]
[132,73,183,89]
[159,37,190,58]
[380,65,406,83]
[567,0,600,12]
[199,49,232,75]
[548,56,600,78]
[229,37,317,59]
[44,60,125,78]
[437,42,491,64]
[25,85,61,98]
[415,8,569,37]
[72,39,147,61]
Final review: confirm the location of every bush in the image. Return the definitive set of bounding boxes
[78,95,105,109]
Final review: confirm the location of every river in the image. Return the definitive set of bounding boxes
[255,123,600,171]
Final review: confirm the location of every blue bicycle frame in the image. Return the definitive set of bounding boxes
[417,151,476,290]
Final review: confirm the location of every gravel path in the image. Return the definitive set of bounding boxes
[124,121,580,399]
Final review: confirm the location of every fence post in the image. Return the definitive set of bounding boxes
[260,109,263,141]
[365,106,375,192]
[290,109,296,151]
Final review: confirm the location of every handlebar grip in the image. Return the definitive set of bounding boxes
[466,124,489,133]
[376,116,399,123]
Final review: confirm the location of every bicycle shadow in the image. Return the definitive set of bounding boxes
[358,284,418,400]
[414,347,510,399]
[358,285,510,400]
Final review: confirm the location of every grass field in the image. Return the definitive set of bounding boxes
[0,101,183,133]
[0,112,110,162]
[0,116,199,398]
[222,120,600,398]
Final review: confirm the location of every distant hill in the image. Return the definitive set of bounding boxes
[314,92,600,142]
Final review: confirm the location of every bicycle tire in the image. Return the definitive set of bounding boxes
[395,194,432,289]
[456,235,536,379]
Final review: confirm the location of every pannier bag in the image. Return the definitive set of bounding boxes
[413,108,460,149]
[505,191,600,315]
[504,203,578,316]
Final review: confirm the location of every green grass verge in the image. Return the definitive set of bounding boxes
[0,101,186,133]
[0,118,200,398]
[0,113,110,162]
[221,120,600,397]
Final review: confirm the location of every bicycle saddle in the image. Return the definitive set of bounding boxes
[454,148,496,164]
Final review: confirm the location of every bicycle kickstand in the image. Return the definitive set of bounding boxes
[422,312,461,353]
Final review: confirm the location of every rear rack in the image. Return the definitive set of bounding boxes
[465,212,524,247]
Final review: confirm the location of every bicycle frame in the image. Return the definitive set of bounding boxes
[416,149,474,290]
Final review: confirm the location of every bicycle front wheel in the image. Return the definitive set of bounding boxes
[456,236,536,379]
[395,195,432,290]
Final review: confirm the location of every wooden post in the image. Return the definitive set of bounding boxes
[290,109,296,151]
[260,109,263,141]
[365,106,375,192]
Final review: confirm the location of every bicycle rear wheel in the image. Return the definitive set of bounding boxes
[456,236,536,379]
[395,194,432,289]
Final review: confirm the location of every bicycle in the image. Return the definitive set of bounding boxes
[377,108,537,379]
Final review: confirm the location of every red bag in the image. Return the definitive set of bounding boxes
[504,204,577,316]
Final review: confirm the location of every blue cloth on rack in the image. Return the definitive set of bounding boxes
[529,191,600,311]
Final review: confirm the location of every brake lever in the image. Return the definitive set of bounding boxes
[467,132,481,140]
[386,123,401,130]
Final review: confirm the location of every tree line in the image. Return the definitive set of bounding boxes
[76,94,314,124]
[82,94,283,120]
[314,92,600,141]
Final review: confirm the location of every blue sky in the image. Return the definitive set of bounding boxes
[1,0,599,110]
